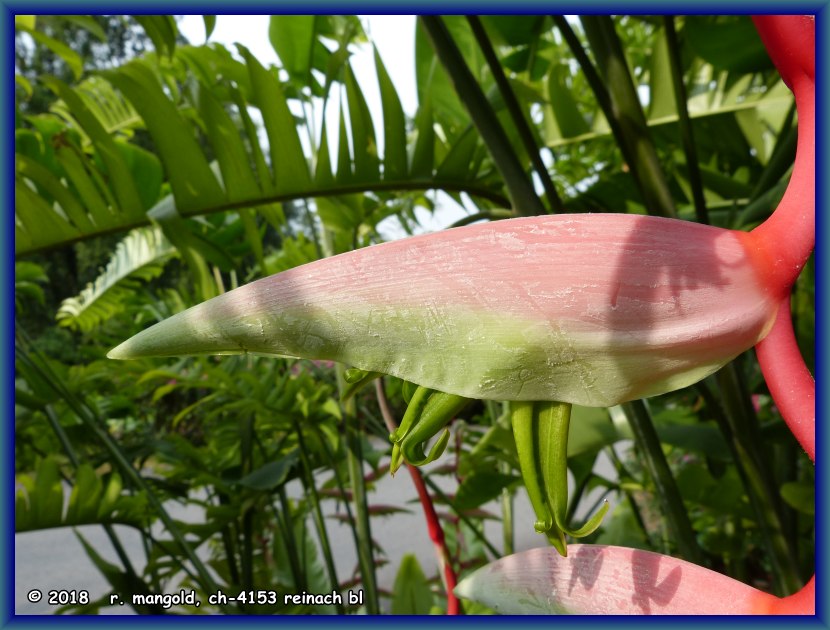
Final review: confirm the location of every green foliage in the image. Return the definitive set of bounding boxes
[14,13,813,615]
[391,554,434,614]
[15,261,49,314]
[56,227,175,332]
[15,26,510,256]
[15,457,149,532]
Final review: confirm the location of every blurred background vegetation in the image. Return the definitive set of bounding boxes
[14,14,813,614]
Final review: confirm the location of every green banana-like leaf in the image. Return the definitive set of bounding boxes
[542,57,792,150]
[56,226,175,332]
[15,21,788,257]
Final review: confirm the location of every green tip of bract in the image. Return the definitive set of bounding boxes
[107,337,148,360]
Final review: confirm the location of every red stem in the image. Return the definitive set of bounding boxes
[751,14,816,464]
[375,380,461,614]
[755,298,814,462]
[405,460,461,615]
[749,16,815,292]
[752,16,815,614]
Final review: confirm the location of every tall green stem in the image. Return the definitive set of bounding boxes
[580,16,676,218]
[621,400,704,564]
[276,486,306,593]
[500,472,514,556]
[337,365,380,613]
[239,416,255,591]
[555,16,676,218]
[466,15,563,213]
[420,16,546,216]
[663,16,708,224]
[605,445,654,548]
[292,416,344,613]
[711,364,802,595]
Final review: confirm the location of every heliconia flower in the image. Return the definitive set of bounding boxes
[453,545,815,615]
[107,12,815,617]
[108,16,812,416]
[453,15,815,615]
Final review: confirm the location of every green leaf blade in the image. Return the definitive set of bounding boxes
[268,15,316,79]
[374,47,408,180]
[239,45,311,194]
[344,63,379,181]
[103,61,226,213]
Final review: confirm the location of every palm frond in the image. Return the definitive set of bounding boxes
[49,76,143,140]
[16,42,509,257]
[56,226,175,332]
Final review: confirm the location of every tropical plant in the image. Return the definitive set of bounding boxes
[15,13,813,615]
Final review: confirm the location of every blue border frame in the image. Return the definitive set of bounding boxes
[4,2,828,627]
[817,4,828,627]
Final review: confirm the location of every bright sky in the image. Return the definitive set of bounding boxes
[177,15,468,237]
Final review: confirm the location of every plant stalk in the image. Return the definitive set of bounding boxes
[663,16,709,224]
[291,416,345,613]
[276,486,306,593]
[710,362,803,595]
[337,365,380,613]
[420,476,501,560]
[466,15,564,213]
[621,399,704,564]
[579,16,677,218]
[420,15,546,216]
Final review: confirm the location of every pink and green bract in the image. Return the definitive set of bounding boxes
[109,214,784,408]
[108,15,812,412]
